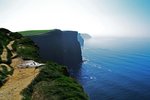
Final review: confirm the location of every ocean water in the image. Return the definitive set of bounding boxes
[70,38,150,100]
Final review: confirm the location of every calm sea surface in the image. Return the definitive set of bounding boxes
[70,38,150,100]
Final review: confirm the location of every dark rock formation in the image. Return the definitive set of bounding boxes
[29,29,82,67]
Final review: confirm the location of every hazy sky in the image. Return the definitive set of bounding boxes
[0,0,150,37]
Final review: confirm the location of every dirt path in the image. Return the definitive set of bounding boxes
[0,68,39,100]
[0,47,8,62]
[1,40,15,62]
[0,40,40,100]
[7,41,17,58]
[7,41,14,51]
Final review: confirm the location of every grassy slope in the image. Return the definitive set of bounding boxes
[19,30,50,36]
[22,62,88,100]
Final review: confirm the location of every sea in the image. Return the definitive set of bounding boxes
[70,37,150,100]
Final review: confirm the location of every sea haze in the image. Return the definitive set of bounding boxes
[70,37,150,100]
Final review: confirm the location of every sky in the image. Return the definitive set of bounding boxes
[0,0,150,37]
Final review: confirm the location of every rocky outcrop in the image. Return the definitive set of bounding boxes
[18,60,45,68]
[29,29,82,67]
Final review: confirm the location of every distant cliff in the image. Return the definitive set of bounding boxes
[29,29,82,67]
[81,33,92,39]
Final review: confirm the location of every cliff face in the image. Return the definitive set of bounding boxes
[29,29,82,66]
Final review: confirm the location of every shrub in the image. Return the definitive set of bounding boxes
[16,45,39,60]
[16,37,35,46]
[6,47,12,64]
[9,32,23,40]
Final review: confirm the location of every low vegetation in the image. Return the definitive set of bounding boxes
[21,62,88,100]
[12,37,40,61]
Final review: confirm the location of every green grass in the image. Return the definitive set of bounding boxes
[19,30,50,36]
[21,62,88,100]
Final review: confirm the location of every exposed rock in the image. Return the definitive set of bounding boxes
[18,60,45,68]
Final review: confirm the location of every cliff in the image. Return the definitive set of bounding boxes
[29,29,82,67]
[0,28,88,100]
[81,33,92,39]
